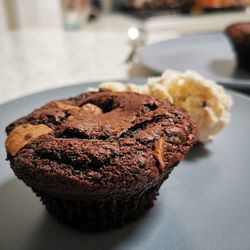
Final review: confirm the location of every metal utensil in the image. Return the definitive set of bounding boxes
[126,26,146,63]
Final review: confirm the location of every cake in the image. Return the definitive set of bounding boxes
[225,22,250,71]
[5,90,197,231]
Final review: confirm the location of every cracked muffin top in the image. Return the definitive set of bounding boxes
[226,22,250,44]
[5,90,197,197]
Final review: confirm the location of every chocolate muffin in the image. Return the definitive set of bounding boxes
[225,22,250,71]
[5,90,197,231]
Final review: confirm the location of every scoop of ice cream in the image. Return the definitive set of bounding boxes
[98,70,233,142]
[147,79,172,101]
[149,70,233,142]
[125,83,150,95]
[100,81,171,100]
[100,82,149,95]
[99,82,127,92]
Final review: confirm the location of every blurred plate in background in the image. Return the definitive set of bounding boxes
[138,33,250,90]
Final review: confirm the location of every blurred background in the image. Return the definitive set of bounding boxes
[0,0,249,103]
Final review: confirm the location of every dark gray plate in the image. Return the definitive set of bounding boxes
[138,33,250,90]
[1,81,250,250]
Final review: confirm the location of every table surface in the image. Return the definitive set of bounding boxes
[1,12,250,104]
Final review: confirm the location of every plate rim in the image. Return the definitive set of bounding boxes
[0,78,249,110]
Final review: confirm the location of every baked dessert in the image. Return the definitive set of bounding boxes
[5,90,197,231]
[225,22,250,71]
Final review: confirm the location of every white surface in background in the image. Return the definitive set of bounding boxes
[0,10,249,104]
[0,29,129,103]
[0,14,179,104]
[15,0,63,29]
[0,0,63,30]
